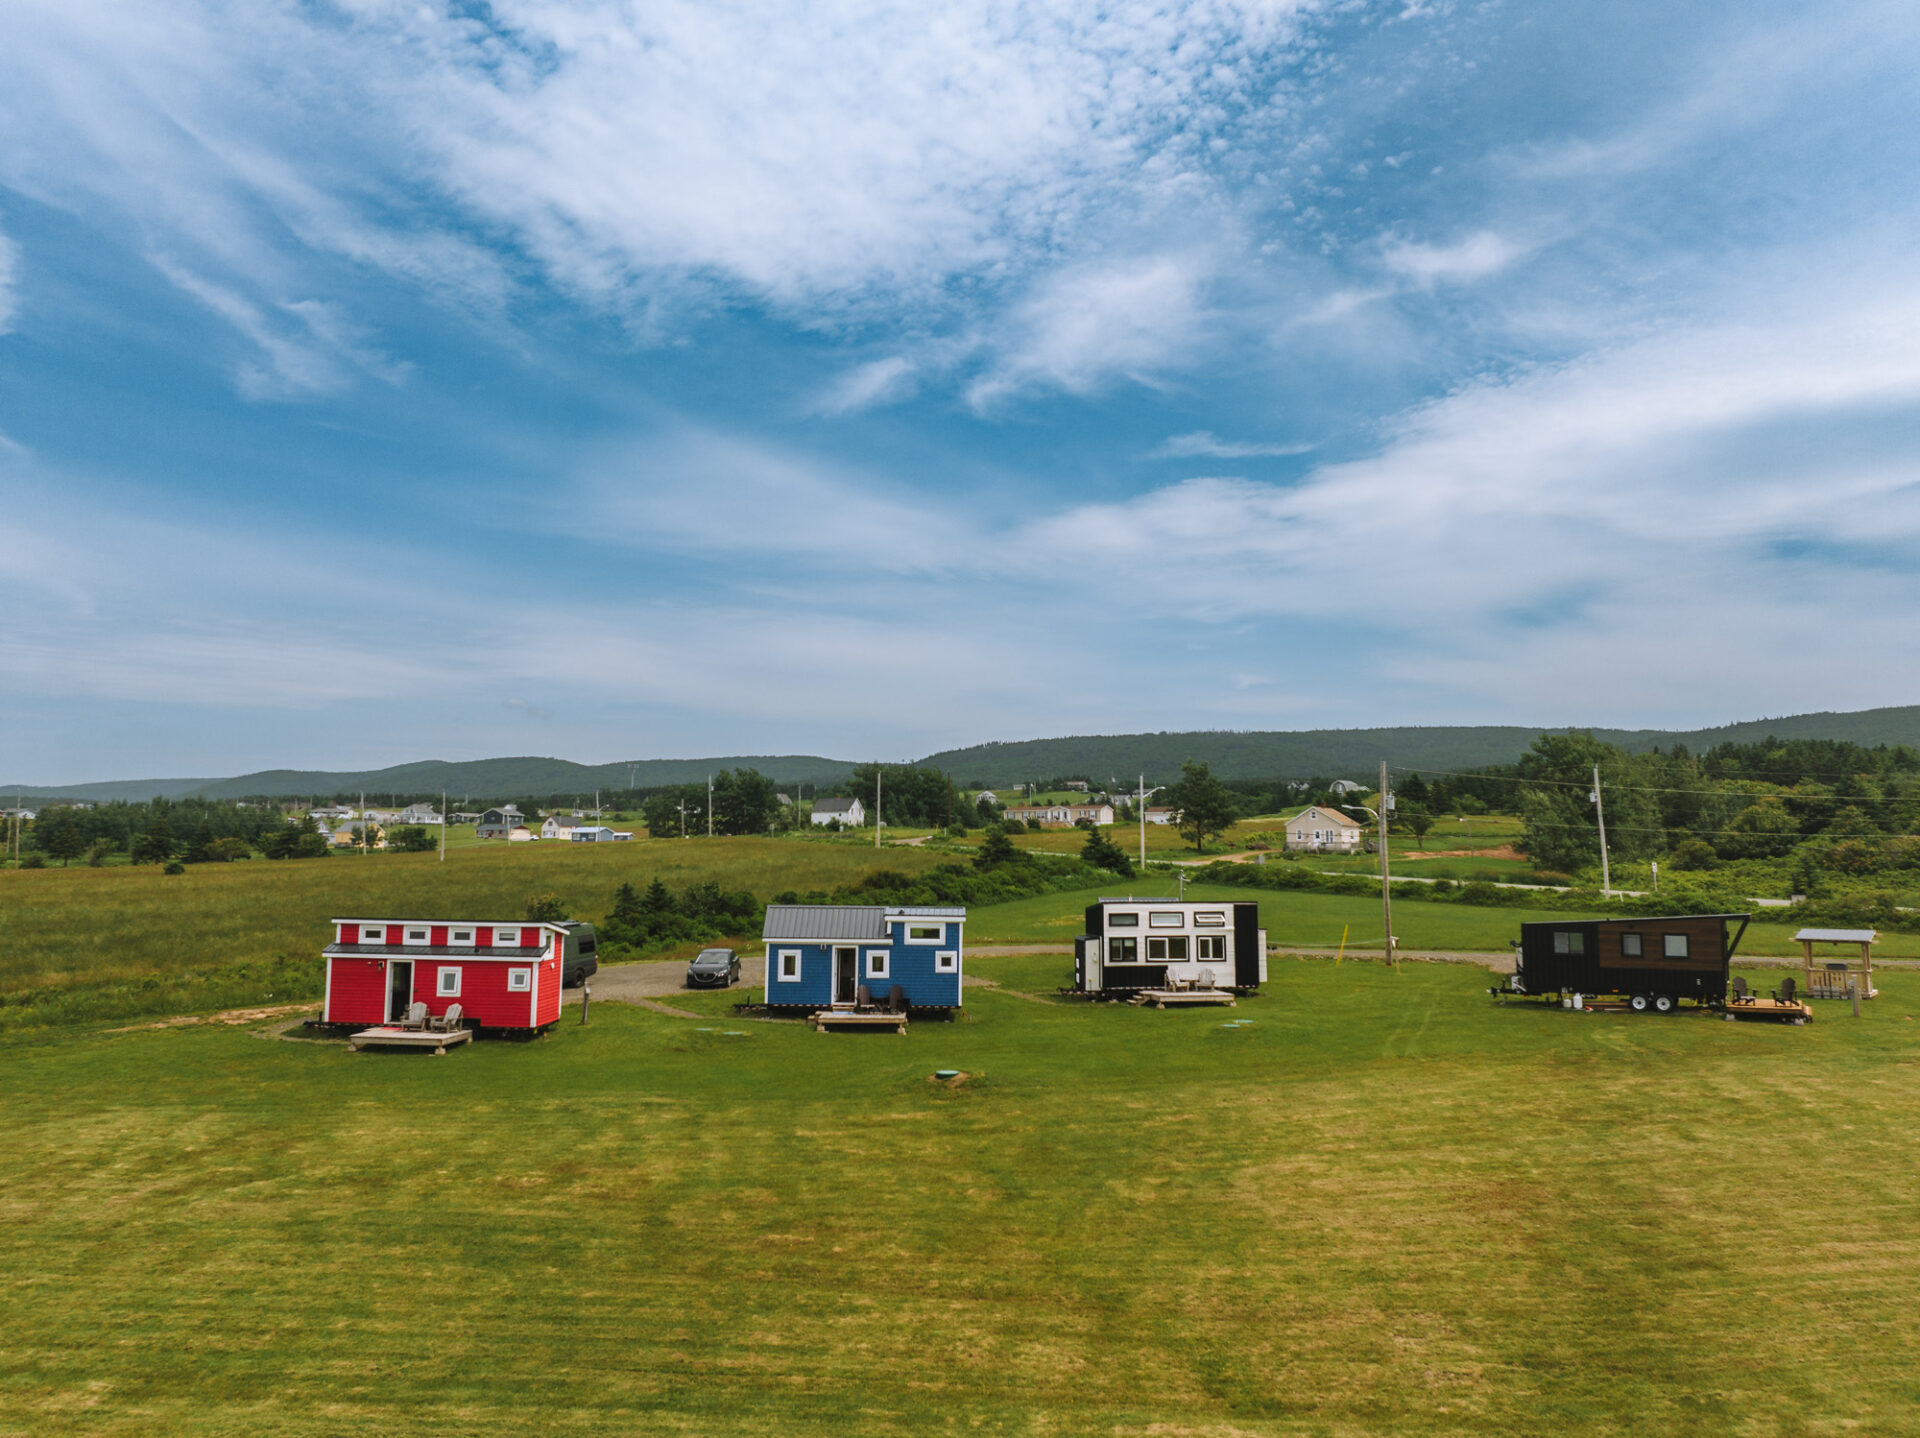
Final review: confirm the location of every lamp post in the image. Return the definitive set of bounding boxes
[1344,786,1396,968]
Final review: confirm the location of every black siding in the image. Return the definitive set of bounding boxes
[1232,902,1260,987]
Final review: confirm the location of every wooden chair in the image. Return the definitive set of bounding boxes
[429,1003,463,1033]
[1728,975,1751,1004]
[887,984,907,1014]
[856,983,875,1012]
[1773,975,1798,1005]
[396,1001,428,1030]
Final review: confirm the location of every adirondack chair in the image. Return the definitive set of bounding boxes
[856,983,875,1012]
[429,1003,464,1033]
[396,1001,428,1030]
[1773,975,1798,1005]
[1728,975,1751,1004]
[887,984,907,1014]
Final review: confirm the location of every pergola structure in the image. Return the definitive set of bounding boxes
[1795,927,1878,1000]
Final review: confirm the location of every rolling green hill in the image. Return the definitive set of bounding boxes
[12,706,1920,801]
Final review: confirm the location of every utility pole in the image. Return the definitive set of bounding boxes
[675,799,692,838]
[875,765,883,849]
[439,789,446,863]
[1591,764,1611,898]
[1379,760,1395,968]
[707,774,713,838]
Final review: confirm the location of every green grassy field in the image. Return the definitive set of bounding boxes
[4,961,1918,1435]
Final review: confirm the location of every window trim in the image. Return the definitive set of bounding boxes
[405,927,430,946]
[934,950,957,973]
[1108,912,1140,928]
[866,949,891,979]
[1663,933,1690,960]
[437,967,462,997]
[451,928,474,945]
[775,948,802,982]
[1108,936,1140,964]
[905,923,944,944]
[1194,911,1227,928]
[1196,934,1226,960]
[1148,911,1185,929]
[507,967,532,992]
[1620,932,1644,958]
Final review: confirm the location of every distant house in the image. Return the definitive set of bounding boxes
[974,790,999,807]
[330,820,385,849]
[1328,779,1368,795]
[476,806,524,840]
[450,812,481,824]
[310,805,354,821]
[1004,803,1116,828]
[1144,807,1180,826]
[811,796,865,827]
[1064,781,1089,792]
[539,816,577,840]
[507,826,536,843]
[776,793,793,806]
[568,826,631,843]
[398,803,443,826]
[1285,805,1366,853]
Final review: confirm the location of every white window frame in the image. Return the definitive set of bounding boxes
[1148,911,1185,929]
[866,949,891,979]
[507,967,532,992]
[906,923,943,943]
[935,950,957,973]
[451,928,474,945]
[405,927,430,946]
[360,924,387,944]
[1196,934,1226,960]
[1194,911,1227,927]
[775,949,802,982]
[1108,912,1140,928]
[437,967,462,997]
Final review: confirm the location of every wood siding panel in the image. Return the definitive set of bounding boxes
[1597,917,1724,972]
[326,958,388,1024]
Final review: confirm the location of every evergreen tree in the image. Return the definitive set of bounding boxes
[1080,826,1134,876]
[973,825,1023,870]
[1166,760,1237,854]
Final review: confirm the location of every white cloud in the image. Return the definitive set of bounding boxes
[1150,431,1315,459]
[1379,231,1524,288]
[812,356,920,416]
[0,225,17,332]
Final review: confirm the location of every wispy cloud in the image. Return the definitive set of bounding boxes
[0,223,17,332]
[1379,231,1525,288]
[1149,431,1316,460]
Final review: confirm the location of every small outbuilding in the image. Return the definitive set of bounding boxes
[763,904,965,1013]
[1795,927,1878,1000]
[322,918,567,1031]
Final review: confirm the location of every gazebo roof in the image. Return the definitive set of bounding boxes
[1793,928,1877,943]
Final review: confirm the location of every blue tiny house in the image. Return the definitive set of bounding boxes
[762,905,966,1012]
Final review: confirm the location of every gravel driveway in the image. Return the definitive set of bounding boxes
[563,954,767,1006]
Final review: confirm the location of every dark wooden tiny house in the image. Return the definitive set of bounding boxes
[1511,913,1749,1011]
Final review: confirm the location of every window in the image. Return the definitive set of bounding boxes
[1197,935,1226,960]
[1663,934,1690,959]
[451,928,474,945]
[1194,911,1227,927]
[1108,912,1139,928]
[437,967,461,997]
[1148,936,1189,961]
[1620,932,1643,958]
[1148,911,1185,929]
[363,924,388,944]
[406,928,429,945]
[935,950,957,973]
[1553,930,1586,955]
[776,949,802,982]
[507,967,532,992]
[866,949,890,979]
[1109,937,1139,963]
[907,923,943,943]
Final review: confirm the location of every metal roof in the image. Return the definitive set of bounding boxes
[1793,927,1878,943]
[761,904,967,939]
[810,795,861,812]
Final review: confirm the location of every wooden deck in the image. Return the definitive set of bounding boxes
[1724,997,1813,1024]
[349,1025,474,1054]
[1128,988,1237,1009]
[810,1009,908,1034]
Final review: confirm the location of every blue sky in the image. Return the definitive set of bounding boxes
[5,0,1920,782]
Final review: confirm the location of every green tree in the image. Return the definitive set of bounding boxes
[523,893,568,923]
[973,825,1023,870]
[37,809,87,866]
[181,820,218,864]
[1668,838,1719,871]
[129,816,177,865]
[710,768,779,835]
[388,825,437,853]
[1718,796,1799,860]
[1080,826,1134,876]
[1515,732,1660,874]
[1166,760,1237,854]
[1399,804,1434,849]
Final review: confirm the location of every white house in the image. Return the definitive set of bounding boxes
[397,803,443,826]
[811,796,865,826]
[974,790,999,807]
[1144,806,1180,826]
[1003,803,1116,828]
[539,816,577,840]
[1285,805,1366,853]
[568,826,632,842]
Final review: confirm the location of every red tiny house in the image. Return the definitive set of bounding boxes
[322,917,568,1033]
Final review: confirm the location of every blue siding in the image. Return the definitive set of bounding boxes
[763,929,963,1008]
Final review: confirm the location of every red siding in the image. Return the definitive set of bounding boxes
[536,954,561,1025]
[414,957,544,1029]
[479,926,495,946]
[326,957,388,1024]
[384,924,403,945]
[430,925,448,945]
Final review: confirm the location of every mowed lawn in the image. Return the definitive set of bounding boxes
[4,963,1919,1435]
[0,839,951,1030]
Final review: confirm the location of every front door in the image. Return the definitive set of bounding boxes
[388,961,414,1022]
[834,947,857,1005]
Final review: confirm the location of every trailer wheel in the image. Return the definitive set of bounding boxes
[1653,994,1676,1014]
[1628,993,1650,1013]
